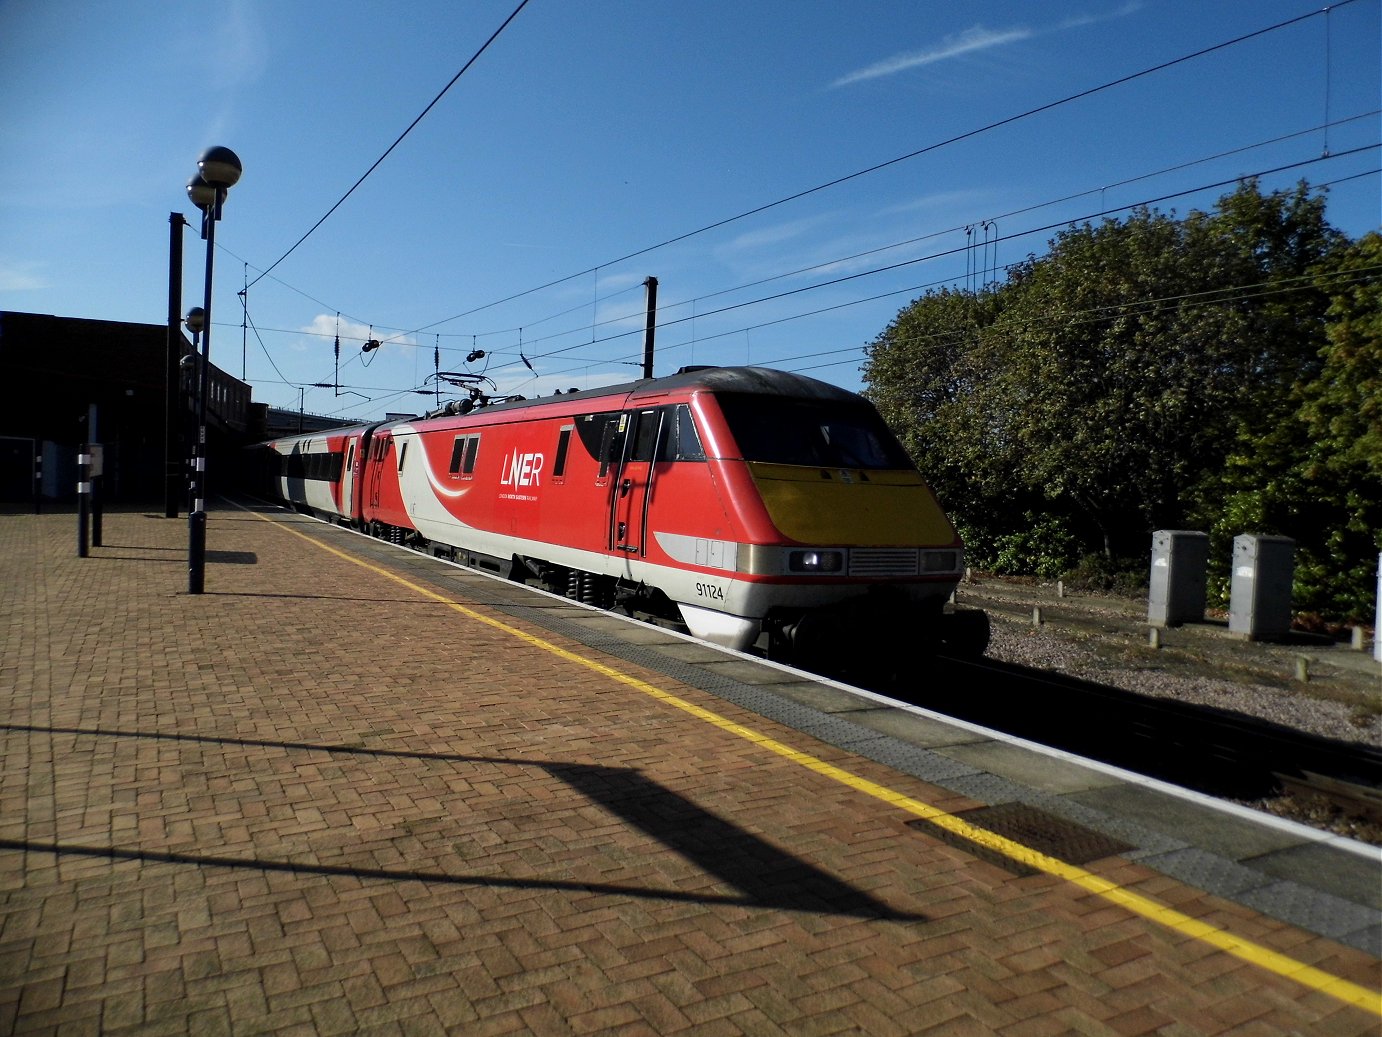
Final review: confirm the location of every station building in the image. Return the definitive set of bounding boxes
[0,310,256,506]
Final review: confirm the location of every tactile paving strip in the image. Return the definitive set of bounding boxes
[907,801,1137,877]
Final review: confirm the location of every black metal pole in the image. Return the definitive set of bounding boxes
[184,337,197,516]
[165,213,183,518]
[189,204,216,595]
[641,276,658,380]
[33,445,41,515]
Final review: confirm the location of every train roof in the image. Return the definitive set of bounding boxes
[263,367,867,446]
[629,365,863,403]
[452,366,864,416]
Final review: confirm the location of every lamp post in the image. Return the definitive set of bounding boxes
[182,307,204,514]
[165,212,186,518]
[185,146,242,595]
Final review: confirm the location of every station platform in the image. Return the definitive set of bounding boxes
[2,503,1379,1034]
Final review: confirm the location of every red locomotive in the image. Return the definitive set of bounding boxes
[262,366,987,667]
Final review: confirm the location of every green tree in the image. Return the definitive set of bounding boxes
[864,180,1359,595]
[1300,231,1382,480]
[865,286,1014,522]
[988,207,1241,557]
[1210,231,1382,617]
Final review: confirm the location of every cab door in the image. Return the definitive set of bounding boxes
[367,434,389,511]
[339,437,358,517]
[609,407,663,559]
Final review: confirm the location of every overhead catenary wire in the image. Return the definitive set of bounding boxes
[251,149,1377,418]
[306,263,1379,405]
[342,134,1376,383]
[232,74,1378,399]
[231,110,1379,369]
[478,152,1379,378]
[407,1,1366,337]
[280,158,1382,416]
[416,113,1381,364]
[226,0,1376,416]
[246,0,532,290]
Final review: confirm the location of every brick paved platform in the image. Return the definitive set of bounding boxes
[2,504,1379,1034]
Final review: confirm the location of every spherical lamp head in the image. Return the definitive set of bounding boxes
[186,174,217,212]
[184,307,205,334]
[197,146,242,190]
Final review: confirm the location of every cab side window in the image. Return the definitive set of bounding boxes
[658,404,705,462]
[448,434,482,478]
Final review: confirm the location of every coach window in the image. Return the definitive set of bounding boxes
[346,442,355,472]
[448,436,466,475]
[553,425,573,482]
[397,441,408,471]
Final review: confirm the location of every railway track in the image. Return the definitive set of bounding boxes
[874,654,1382,817]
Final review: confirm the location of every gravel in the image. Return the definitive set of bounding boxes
[983,619,1380,747]
[957,580,1382,844]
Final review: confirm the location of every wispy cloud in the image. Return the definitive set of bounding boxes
[724,217,822,253]
[831,26,1032,88]
[0,259,48,292]
[1059,2,1144,32]
[830,3,1143,89]
[881,189,994,218]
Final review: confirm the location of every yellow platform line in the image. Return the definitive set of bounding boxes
[251,509,1382,1017]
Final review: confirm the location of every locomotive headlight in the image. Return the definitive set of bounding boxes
[921,550,959,573]
[788,550,844,573]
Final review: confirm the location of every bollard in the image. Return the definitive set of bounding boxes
[1352,626,1366,651]
[90,444,103,548]
[1032,606,1043,628]
[1294,656,1310,682]
[76,445,90,557]
[1148,627,1160,649]
[1056,580,1065,598]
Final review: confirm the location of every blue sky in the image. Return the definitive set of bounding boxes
[2,1,1378,423]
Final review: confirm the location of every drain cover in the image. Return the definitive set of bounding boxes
[908,802,1135,876]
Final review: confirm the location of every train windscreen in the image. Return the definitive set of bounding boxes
[714,394,913,470]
